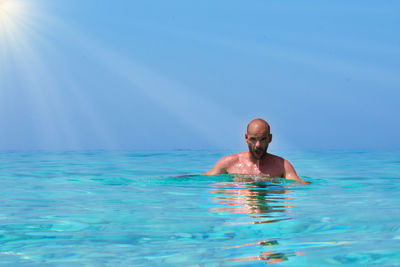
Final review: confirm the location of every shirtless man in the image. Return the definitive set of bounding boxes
[205,118,309,184]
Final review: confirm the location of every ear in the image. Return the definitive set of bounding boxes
[269,133,273,143]
[245,133,248,142]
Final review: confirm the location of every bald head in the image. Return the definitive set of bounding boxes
[247,118,270,134]
[245,119,272,159]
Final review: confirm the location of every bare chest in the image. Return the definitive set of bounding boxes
[227,160,284,177]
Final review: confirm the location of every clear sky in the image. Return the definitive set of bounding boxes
[1,0,399,151]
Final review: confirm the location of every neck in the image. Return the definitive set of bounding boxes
[248,152,268,163]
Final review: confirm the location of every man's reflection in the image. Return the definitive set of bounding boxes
[211,176,299,264]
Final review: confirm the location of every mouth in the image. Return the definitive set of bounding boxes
[254,149,263,157]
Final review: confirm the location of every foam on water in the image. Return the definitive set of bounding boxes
[0,150,399,265]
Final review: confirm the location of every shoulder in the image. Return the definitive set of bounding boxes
[205,152,241,175]
[266,153,286,164]
[282,157,294,168]
[218,153,242,166]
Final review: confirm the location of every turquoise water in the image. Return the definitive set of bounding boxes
[0,150,399,266]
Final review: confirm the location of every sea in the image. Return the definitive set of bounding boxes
[0,150,399,266]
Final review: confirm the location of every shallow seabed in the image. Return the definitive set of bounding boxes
[0,150,399,266]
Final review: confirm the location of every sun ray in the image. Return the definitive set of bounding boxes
[42,19,247,149]
[0,0,34,35]
[1,0,117,150]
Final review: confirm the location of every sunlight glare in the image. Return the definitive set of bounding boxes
[0,0,32,37]
[0,0,21,27]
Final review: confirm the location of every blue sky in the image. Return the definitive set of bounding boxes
[1,0,399,150]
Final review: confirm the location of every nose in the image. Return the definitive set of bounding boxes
[255,140,261,148]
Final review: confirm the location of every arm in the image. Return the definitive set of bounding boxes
[283,159,310,184]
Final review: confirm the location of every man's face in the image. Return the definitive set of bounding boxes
[245,131,271,160]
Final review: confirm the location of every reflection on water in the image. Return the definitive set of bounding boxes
[211,175,299,264]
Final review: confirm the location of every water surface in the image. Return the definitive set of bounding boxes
[0,150,399,265]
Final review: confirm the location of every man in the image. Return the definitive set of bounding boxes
[205,118,309,184]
